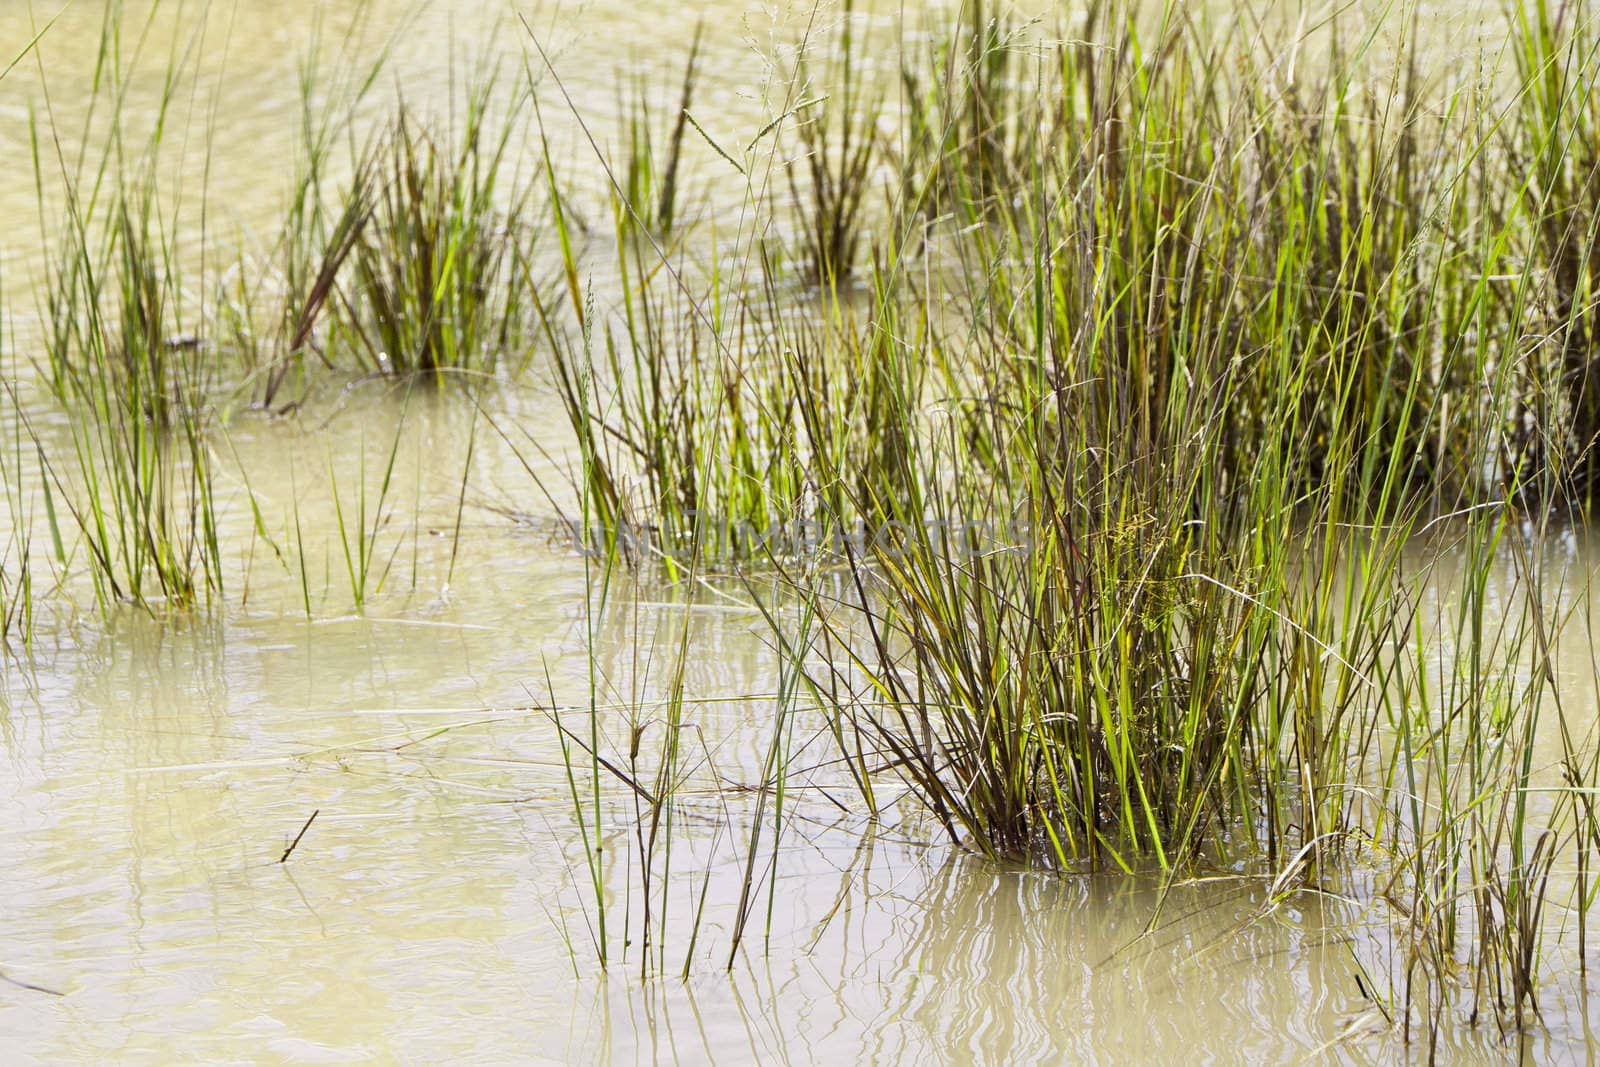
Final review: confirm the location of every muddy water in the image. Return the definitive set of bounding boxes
[0,527,1520,1064]
[0,0,1504,293]
[10,495,1600,1062]
[1,1,1596,1063]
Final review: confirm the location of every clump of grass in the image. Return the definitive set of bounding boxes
[225,67,542,397]
[538,7,1600,1040]
[780,238,1421,872]
[762,4,1600,1037]
[537,0,1600,895]
[10,0,231,615]
[31,187,222,610]
[332,85,538,379]
[212,18,397,409]
[534,1,1600,1036]
[783,0,884,286]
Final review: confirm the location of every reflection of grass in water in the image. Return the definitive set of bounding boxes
[8,0,1600,1050]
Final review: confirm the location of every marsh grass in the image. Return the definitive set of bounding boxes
[223,68,541,396]
[40,190,199,428]
[13,0,234,613]
[616,25,705,236]
[28,170,224,610]
[333,83,539,379]
[12,0,1600,1045]
[783,0,883,286]
[534,0,1600,1036]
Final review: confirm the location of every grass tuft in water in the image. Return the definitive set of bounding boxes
[333,84,539,379]
[783,0,883,287]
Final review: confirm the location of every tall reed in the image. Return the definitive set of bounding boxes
[616,25,705,236]
[783,0,883,286]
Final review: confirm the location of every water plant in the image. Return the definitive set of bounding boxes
[30,175,223,610]
[11,0,1600,1052]
[616,24,705,236]
[333,83,539,379]
[782,0,883,286]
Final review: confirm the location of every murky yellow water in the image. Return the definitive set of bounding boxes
[2,1,1597,1063]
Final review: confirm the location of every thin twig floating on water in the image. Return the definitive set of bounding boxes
[280,809,321,864]
[0,971,63,997]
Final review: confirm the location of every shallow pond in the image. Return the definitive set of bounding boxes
[1,1,1597,1063]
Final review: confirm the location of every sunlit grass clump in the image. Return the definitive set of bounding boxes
[335,90,539,379]
[541,0,1600,1041]
[30,177,222,610]
[7,0,1600,1050]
